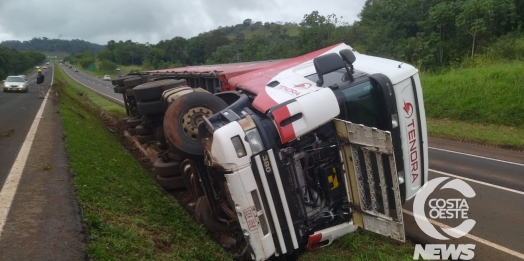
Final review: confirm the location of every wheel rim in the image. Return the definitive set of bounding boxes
[180,107,213,140]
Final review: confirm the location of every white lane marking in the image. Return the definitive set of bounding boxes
[60,67,124,105]
[430,169,524,196]
[429,147,524,167]
[403,209,524,260]
[0,67,54,237]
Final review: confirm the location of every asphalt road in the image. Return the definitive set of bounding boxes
[0,64,85,260]
[59,65,124,104]
[0,67,52,188]
[69,67,524,260]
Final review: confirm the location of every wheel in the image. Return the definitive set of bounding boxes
[127,127,136,135]
[114,76,135,87]
[126,118,142,128]
[164,92,228,156]
[113,86,126,94]
[125,88,134,97]
[124,77,142,88]
[135,124,154,135]
[194,196,229,232]
[141,75,150,84]
[133,79,186,102]
[156,124,167,147]
[156,175,185,190]
[137,99,164,115]
[153,158,182,177]
[136,134,156,144]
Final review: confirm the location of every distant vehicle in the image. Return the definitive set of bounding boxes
[74,68,78,72]
[18,75,27,81]
[68,65,72,68]
[43,66,48,69]
[3,76,28,93]
[36,66,40,69]
[46,62,50,65]
[116,68,120,71]
[103,75,111,81]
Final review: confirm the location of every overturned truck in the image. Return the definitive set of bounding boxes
[112,43,428,260]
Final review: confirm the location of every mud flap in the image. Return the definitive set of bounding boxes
[335,119,405,242]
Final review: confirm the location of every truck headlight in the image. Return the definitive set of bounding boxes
[245,128,264,154]
[19,85,24,87]
[231,136,247,158]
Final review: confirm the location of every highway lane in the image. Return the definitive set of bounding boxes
[0,66,53,187]
[59,65,123,104]
[66,66,524,260]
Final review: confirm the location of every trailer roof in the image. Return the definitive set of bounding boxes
[147,60,286,79]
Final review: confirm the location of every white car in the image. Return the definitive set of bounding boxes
[43,66,48,69]
[3,76,28,93]
[103,75,111,81]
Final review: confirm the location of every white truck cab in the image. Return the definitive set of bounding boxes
[197,43,428,260]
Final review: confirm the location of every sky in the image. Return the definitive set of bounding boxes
[0,0,367,45]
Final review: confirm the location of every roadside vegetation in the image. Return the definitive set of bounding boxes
[0,45,45,79]
[55,66,231,260]
[57,62,417,260]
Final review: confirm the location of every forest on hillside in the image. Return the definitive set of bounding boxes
[0,45,46,79]
[68,0,524,72]
[1,38,105,54]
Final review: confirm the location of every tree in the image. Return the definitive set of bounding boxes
[99,59,117,72]
[243,18,252,27]
[204,30,229,58]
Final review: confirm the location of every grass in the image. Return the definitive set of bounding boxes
[297,229,415,261]
[427,118,524,149]
[57,63,418,260]
[55,65,231,260]
[56,65,125,115]
[421,61,524,149]
[421,61,524,128]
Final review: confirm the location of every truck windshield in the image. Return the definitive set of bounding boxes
[337,80,386,129]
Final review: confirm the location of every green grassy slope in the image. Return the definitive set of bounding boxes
[422,62,524,128]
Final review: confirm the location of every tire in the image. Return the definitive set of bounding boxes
[135,124,154,135]
[153,158,182,177]
[126,118,142,128]
[164,92,228,156]
[156,124,167,147]
[114,76,135,87]
[124,77,142,88]
[136,134,156,144]
[126,88,134,96]
[127,127,136,135]
[137,99,164,115]
[113,86,126,94]
[141,75,150,84]
[133,79,186,102]
[156,175,185,190]
[194,196,229,232]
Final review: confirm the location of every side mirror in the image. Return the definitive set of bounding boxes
[339,49,356,82]
[339,49,356,65]
[313,53,347,87]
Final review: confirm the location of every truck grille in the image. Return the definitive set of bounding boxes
[336,120,405,242]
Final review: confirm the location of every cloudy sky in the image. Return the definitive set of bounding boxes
[0,0,367,45]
